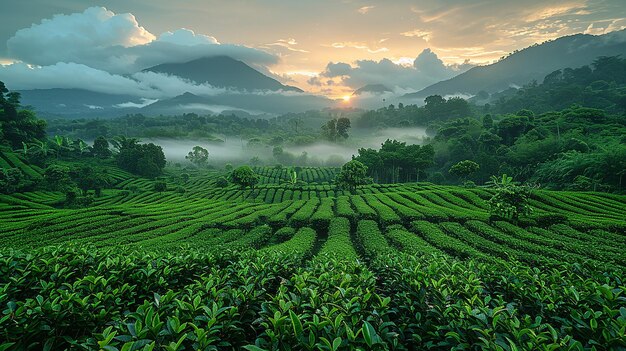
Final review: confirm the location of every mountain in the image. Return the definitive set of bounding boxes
[144,56,303,92]
[403,29,626,99]
[353,84,392,95]
[142,91,332,116]
[18,88,332,118]
[18,89,144,118]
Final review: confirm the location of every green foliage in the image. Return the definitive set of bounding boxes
[116,139,166,178]
[185,145,209,167]
[153,180,167,192]
[321,117,351,141]
[449,160,480,180]
[335,160,370,194]
[216,176,229,188]
[91,136,112,158]
[0,168,29,194]
[493,56,626,114]
[43,164,70,191]
[487,174,533,221]
[354,140,434,183]
[0,81,47,148]
[356,95,471,128]
[69,166,110,196]
[230,166,259,190]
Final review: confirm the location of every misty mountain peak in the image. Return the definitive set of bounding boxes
[144,56,303,92]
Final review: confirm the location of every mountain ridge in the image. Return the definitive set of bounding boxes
[143,56,303,92]
[403,29,626,99]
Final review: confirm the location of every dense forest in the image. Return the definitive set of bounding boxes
[352,57,626,192]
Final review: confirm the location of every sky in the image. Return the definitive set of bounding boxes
[1,0,625,99]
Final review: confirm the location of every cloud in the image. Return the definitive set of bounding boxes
[266,38,309,53]
[358,6,375,14]
[7,7,154,70]
[524,3,587,22]
[400,29,432,42]
[114,98,159,108]
[331,42,389,54]
[584,18,626,36]
[321,62,353,77]
[157,28,219,45]
[0,62,229,98]
[0,61,317,101]
[6,7,278,73]
[318,48,475,91]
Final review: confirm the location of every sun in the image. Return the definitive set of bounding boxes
[342,95,351,102]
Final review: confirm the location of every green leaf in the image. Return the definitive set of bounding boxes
[243,346,268,351]
[332,337,342,351]
[289,310,303,338]
[0,343,16,351]
[362,321,375,347]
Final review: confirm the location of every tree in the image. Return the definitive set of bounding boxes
[70,166,110,196]
[43,164,71,191]
[487,174,533,222]
[288,118,302,134]
[116,140,166,178]
[322,117,351,142]
[449,160,480,181]
[230,166,259,199]
[0,168,25,194]
[482,114,494,129]
[321,119,338,142]
[354,148,383,182]
[0,82,47,148]
[335,160,370,194]
[186,146,209,167]
[336,117,351,139]
[92,136,112,158]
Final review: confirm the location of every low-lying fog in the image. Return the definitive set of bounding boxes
[147,127,427,167]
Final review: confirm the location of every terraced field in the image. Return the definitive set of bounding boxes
[1,167,626,350]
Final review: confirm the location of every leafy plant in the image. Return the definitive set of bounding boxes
[487,174,533,221]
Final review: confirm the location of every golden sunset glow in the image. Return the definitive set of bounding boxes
[1,1,625,99]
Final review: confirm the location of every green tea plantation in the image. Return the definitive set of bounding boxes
[1,165,625,350]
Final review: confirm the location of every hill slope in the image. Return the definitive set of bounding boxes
[144,56,303,92]
[404,29,626,98]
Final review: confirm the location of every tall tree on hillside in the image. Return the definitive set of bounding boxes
[186,146,209,167]
[321,117,351,142]
[0,81,47,148]
[92,136,112,158]
[336,117,351,139]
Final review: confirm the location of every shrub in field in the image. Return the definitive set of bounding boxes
[231,166,259,191]
[43,164,70,191]
[534,213,568,227]
[0,167,30,194]
[335,160,370,194]
[153,180,167,192]
[487,174,533,222]
[449,160,480,182]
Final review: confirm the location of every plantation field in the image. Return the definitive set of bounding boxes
[1,167,626,350]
